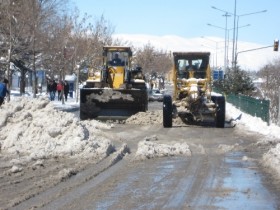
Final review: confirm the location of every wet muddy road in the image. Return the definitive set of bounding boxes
[9,102,280,210]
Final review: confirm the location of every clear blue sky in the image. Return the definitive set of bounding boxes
[71,0,279,46]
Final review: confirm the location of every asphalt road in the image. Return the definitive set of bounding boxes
[8,101,280,210]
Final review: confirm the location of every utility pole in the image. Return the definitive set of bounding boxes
[211,6,231,72]
[32,0,37,99]
[6,0,13,102]
[223,12,231,72]
[76,63,80,103]
[62,47,66,105]
[278,86,280,126]
[212,4,267,70]
[265,65,268,88]
[200,40,219,67]
[273,40,280,125]
[232,0,237,70]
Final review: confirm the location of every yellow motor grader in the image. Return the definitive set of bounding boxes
[163,52,225,128]
[80,46,148,120]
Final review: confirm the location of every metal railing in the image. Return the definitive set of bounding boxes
[213,88,270,125]
[226,93,270,125]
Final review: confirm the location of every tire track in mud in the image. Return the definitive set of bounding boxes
[160,151,227,209]
[10,145,130,210]
[162,155,210,209]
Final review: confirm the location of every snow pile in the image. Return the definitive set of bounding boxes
[134,135,191,160]
[125,110,186,126]
[56,168,78,181]
[263,144,280,176]
[1,92,280,179]
[125,110,162,124]
[110,144,130,165]
[218,143,240,153]
[0,97,114,160]
[226,102,280,178]
[226,103,280,139]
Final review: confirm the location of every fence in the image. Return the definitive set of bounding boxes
[213,88,270,125]
[226,93,270,125]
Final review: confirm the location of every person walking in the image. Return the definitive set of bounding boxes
[47,80,52,100]
[57,81,63,101]
[64,81,69,101]
[0,78,9,107]
[47,80,57,101]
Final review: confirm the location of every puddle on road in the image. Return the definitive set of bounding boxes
[216,152,278,210]
[95,159,178,210]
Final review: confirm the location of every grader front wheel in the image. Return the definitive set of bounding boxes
[163,95,173,128]
[212,96,225,128]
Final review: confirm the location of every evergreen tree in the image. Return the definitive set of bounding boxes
[213,66,255,95]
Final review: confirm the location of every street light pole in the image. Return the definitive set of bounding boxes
[207,23,250,72]
[232,0,237,69]
[201,44,216,67]
[211,5,267,70]
[233,10,267,69]
[201,36,224,67]
[211,6,231,72]
[207,23,229,71]
[223,12,230,72]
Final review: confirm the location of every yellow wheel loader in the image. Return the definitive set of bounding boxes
[80,46,148,120]
[163,52,225,128]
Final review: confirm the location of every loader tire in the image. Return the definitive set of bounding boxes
[163,95,173,128]
[80,111,87,121]
[212,95,225,128]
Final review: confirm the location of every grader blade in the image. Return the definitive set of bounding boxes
[80,88,148,120]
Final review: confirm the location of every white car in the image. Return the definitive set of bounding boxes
[148,88,164,102]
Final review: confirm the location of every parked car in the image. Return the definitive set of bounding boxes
[148,88,164,102]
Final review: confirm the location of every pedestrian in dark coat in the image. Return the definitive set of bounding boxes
[47,80,57,101]
[64,81,69,101]
[0,78,9,106]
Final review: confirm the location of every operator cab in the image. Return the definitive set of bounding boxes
[104,48,131,67]
[175,53,209,79]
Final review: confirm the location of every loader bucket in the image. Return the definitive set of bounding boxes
[80,88,148,120]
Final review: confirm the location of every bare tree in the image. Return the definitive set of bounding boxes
[0,0,71,97]
[52,12,115,102]
[134,43,172,76]
[1,0,175,104]
[71,14,114,78]
[26,0,70,98]
[82,15,114,68]
[0,0,25,100]
[258,58,280,124]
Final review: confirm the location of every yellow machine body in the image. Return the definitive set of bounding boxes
[80,46,148,120]
[163,52,225,128]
